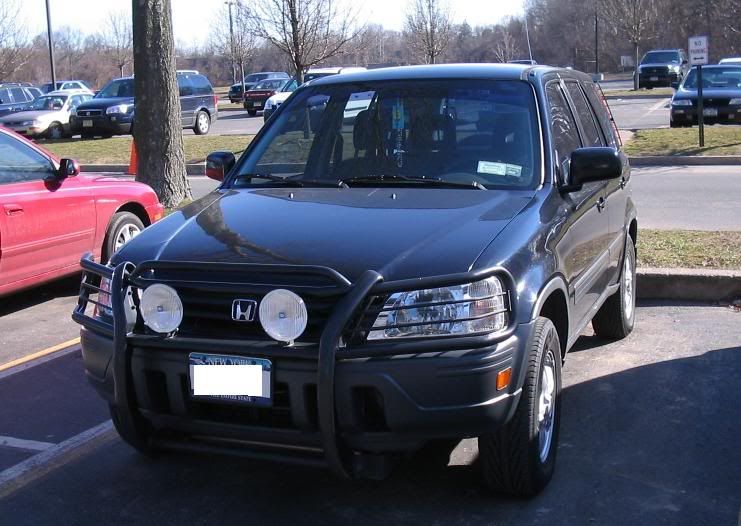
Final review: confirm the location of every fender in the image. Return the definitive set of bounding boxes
[530,274,570,323]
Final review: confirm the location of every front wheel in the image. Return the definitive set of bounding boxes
[479,317,562,497]
[193,110,210,135]
[592,235,636,339]
[46,122,64,140]
[103,212,145,262]
[247,109,257,117]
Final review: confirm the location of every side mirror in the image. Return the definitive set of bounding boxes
[682,59,688,65]
[58,158,80,178]
[671,81,680,90]
[563,147,623,191]
[206,151,236,182]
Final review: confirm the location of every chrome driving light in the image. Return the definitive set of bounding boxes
[367,276,509,340]
[259,289,308,344]
[140,283,183,334]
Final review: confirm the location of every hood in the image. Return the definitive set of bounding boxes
[0,109,63,122]
[77,97,134,110]
[674,87,741,100]
[114,187,534,283]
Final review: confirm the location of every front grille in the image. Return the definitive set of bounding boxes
[641,66,669,75]
[77,109,102,117]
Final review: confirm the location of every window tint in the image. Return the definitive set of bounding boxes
[177,75,194,96]
[565,82,604,147]
[97,79,134,98]
[546,82,581,173]
[0,88,9,104]
[582,82,619,148]
[10,88,27,102]
[190,75,213,96]
[0,133,54,184]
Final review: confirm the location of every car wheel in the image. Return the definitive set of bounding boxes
[479,317,562,497]
[248,110,257,117]
[193,110,210,135]
[592,235,636,339]
[109,404,159,458]
[103,212,145,262]
[46,122,64,140]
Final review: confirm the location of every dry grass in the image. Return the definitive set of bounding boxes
[624,127,741,156]
[605,88,674,98]
[638,229,741,269]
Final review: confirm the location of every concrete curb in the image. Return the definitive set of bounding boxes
[637,268,741,302]
[82,164,206,175]
[629,156,741,166]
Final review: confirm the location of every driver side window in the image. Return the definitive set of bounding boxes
[0,133,55,185]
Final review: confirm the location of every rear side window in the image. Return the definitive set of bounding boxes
[564,82,604,147]
[0,88,9,104]
[546,82,581,174]
[177,75,194,96]
[10,88,28,102]
[582,82,619,148]
[190,75,213,96]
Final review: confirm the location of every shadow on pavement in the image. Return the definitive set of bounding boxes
[0,275,80,318]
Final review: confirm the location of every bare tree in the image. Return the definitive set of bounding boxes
[600,0,661,89]
[104,11,133,77]
[492,22,522,63]
[249,0,361,82]
[133,0,191,207]
[211,2,258,97]
[404,0,453,64]
[0,0,30,80]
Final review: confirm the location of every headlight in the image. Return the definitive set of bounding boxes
[672,99,692,106]
[729,98,741,105]
[259,289,308,344]
[367,276,509,340]
[140,283,183,333]
[21,120,39,126]
[94,276,112,319]
[106,104,132,114]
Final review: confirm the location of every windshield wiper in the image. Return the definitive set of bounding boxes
[236,173,338,188]
[339,174,487,190]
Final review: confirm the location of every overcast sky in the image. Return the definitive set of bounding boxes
[21,0,526,46]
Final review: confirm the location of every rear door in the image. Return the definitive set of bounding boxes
[190,75,215,114]
[0,132,95,288]
[177,74,196,127]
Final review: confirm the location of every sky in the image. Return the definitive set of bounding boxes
[20,0,526,46]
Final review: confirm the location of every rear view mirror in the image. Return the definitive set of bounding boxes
[206,151,236,181]
[563,147,623,191]
[58,158,80,178]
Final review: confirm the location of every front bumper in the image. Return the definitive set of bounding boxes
[670,106,741,126]
[639,71,679,87]
[70,114,132,135]
[73,257,527,476]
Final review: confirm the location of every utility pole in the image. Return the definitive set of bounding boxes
[45,0,56,87]
[225,1,236,84]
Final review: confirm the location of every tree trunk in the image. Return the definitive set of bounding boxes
[132,0,191,208]
[633,41,640,90]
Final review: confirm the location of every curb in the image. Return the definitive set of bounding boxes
[82,164,206,175]
[637,268,741,302]
[629,156,741,166]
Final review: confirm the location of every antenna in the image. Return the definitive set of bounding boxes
[524,12,533,62]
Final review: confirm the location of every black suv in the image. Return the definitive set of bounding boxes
[638,49,689,88]
[74,64,636,497]
[70,72,218,137]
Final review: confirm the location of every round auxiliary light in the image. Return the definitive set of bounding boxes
[259,289,308,344]
[140,283,183,334]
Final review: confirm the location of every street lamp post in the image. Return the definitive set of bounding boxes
[225,1,236,84]
[45,0,57,87]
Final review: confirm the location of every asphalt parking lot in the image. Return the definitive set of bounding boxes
[0,302,739,525]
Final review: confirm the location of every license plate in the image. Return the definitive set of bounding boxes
[255,101,263,107]
[83,120,93,127]
[703,108,718,117]
[189,353,272,406]
[650,76,659,81]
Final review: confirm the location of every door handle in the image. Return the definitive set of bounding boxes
[596,197,606,212]
[3,204,23,216]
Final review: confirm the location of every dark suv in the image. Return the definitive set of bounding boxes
[0,84,41,118]
[70,72,218,137]
[73,64,636,497]
[638,49,689,88]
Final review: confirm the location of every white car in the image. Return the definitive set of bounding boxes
[263,67,368,122]
[719,57,741,65]
[0,89,93,139]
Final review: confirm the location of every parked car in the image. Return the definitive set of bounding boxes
[0,84,43,118]
[70,72,218,138]
[670,64,741,127]
[0,126,162,297]
[262,67,367,122]
[637,49,689,88]
[74,64,636,498]
[0,90,93,139]
[228,72,289,103]
[243,78,297,116]
[719,57,741,65]
[39,80,94,94]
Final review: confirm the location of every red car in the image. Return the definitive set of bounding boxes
[0,126,163,296]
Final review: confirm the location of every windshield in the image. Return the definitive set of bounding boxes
[253,79,286,91]
[28,95,68,110]
[231,79,541,190]
[96,78,134,98]
[683,67,741,89]
[641,51,680,64]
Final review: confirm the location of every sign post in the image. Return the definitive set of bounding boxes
[688,36,709,147]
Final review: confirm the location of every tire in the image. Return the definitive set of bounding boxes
[109,404,158,457]
[103,212,145,262]
[592,235,636,340]
[193,110,210,135]
[247,109,257,117]
[46,122,64,140]
[479,317,562,497]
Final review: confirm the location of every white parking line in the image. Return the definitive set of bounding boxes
[649,98,670,111]
[0,436,55,453]
[0,420,115,499]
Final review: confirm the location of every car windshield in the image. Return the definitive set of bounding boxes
[96,79,134,98]
[642,52,680,64]
[253,79,286,91]
[245,74,267,83]
[683,67,741,89]
[28,95,68,110]
[231,79,541,190]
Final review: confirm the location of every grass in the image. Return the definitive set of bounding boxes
[624,127,741,156]
[638,229,741,270]
[605,87,674,98]
[38,135,253,165]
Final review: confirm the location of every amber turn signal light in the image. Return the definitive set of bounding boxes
[496,367,512,391]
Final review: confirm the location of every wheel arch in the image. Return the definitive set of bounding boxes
[114,202,151,227]
[531,276,570,356]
